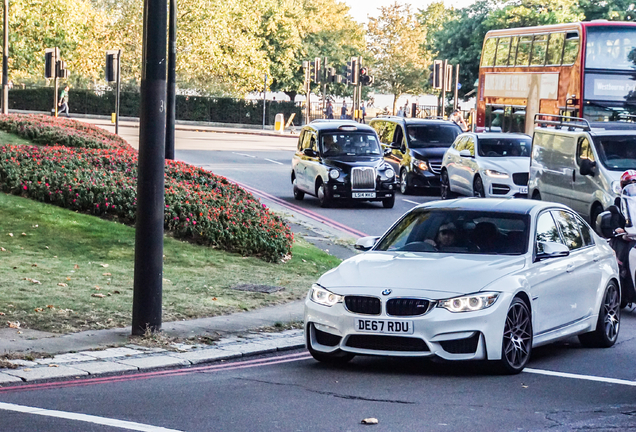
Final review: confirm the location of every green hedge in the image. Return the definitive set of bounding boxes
[8,88,301,126]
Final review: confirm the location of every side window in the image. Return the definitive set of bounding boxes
[574,213,594,246]
[379,122,396,145]
[309,133,318,152]
[576,136,595,165]
[509,36,519,66]
[552,210,584,250]
[370,121,384,139]
[563,32,580,64]
[536,211,564,253]
[394,127,405,148]
[531,34,548,66]
[465,137,475,156]
[300,131,311,151]
[495,37,511,66]
[454,136,467,151]
[546,33,565,65]
[481,37,497,67]
[516,36,533,66]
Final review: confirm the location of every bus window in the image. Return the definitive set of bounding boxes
[563,32,580,65]
[546,33,565,65]
[511,109,526,133]
[495,37,511,66]
[509,36,519,66]
[531,34,548,66]
[481,37,497,66]
[516,36,533,66]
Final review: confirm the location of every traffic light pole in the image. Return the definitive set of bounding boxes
[2,0,8,115]
[115,50,121,135]
[165,0,176,160]
[262,73,267,129]
[132,0,167,336]
[440,60,448,119]
[453,64,460,112]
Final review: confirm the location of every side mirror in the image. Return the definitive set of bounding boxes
[459,149,473,158]
[580,159,596,176]
[596,207,621,238]
[303,148,318,157]
[400,144,407,154]
[383,147,392,156]
[536,241,570,261]
[354,236,380,251]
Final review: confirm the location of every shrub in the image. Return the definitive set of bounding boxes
[0,114,293,262]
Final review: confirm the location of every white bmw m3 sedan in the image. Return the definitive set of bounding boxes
[304,198,620,374]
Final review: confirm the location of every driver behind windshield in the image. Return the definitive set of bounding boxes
[426,222,459,250]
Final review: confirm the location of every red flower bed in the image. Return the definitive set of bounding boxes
[0,115,292,262]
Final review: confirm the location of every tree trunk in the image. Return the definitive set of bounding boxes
[392,94,397,116]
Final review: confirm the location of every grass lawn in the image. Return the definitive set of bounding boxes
[0,156,342,334]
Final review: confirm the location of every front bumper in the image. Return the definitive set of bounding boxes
[327,180,398,201]
[482,176,528,198]
[304,292,511,361]
[409,167,441,189]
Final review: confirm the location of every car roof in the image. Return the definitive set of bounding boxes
[414,198,568,215]
[371,116,461,127]
[534,124,636,136]
[464,132,531,139]
[304,120,376,134]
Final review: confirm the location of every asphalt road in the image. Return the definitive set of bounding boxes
[12,121,630,431]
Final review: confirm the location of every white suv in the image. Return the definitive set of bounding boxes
[441,133,531,199]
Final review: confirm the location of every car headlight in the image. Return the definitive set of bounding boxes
[310,284,343,307]
[612,180,622,195]
[437,292,499,313]
[329,169,340,180]
[484,170,509,179]
[385,168,395,178]
[415,160,429,171]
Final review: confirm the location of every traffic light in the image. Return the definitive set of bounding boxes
[351,57,359,85]
[309,61,316,83]
[444,64,453,92]
[105,50,120,82]
[44,48,59,79]
[314,57,321,83]
[327,67,336,83]
[345,60,352,83]
[433,60,443,89]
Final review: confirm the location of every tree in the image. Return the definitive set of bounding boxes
[367,2,428,114]
[578,0,636,21]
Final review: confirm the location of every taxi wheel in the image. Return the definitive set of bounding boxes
[473,176,485,198]
[293,178,304,200]
[579,280,620,348]
[307,325,354,365]
[382,195,395,209]
[400,169,412,195]
[317,182,331,208]
[495,297,532,374]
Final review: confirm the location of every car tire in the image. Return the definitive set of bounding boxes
[440,170,456,200]
[532,191,541,201]
[494,297,532,375]
[473,176,485,198]
[400,169,412,195]
[317,182,331,208]
[590,204,604,235]
[292,177,304,200]
[382,195,395,209]
[306,324,355,365]
[578,280,620,348]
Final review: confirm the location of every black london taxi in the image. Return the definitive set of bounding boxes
[291,120,398,208]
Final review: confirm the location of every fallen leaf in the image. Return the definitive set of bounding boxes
[7,233,13,237]
[7,321,20,328]
[57,283,68,287]
[522,384,528,389]
[21,233,26,236]
[74,264,79,269]
[34,308,44,312]
[0,247,6,252]
[0,312,4,316]
[49,364,59,368]
[66,277,71,281]
[113,290,121,294]
[91,293,105,298]
[212,297,218,301]
[101,264,109,268]
[46,305,54,309]
[107,293,112,296]
[23,278,41,284]
[22,368,31,372]
[361,418,379,425]
[94,286,101,290]
[32,263,37,267]
[102,273,111,276]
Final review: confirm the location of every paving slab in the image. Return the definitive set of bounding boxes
[0,373,23,384]
[79,347,145,359]
[4,366,88,381]
[167,349,241,365]
[68,361,139,375]
[36,353,96,365]
[115,355,190,370]
[8,360,37,367]
[218,342,277,356]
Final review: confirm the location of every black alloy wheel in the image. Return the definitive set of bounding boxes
[317,182,330,208]
[400,169,412,195]
[440,170,456,200]
[473,176,485,198]
[292,177,304,200]
[579,281,620,348]
[382,195,395,209]
[497,297,532,374]
[306,324,355,365]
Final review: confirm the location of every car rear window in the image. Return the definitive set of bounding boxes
[321,133,382,157]
[375,210,529,255]
[478,137,531,157]
[405,125,460,148]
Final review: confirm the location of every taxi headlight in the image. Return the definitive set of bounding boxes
[437,292,499,313]
[385,168,395,178]
[310,284,343,307]
[329,169,340,180]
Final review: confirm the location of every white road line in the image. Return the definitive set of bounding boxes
[524,368,636,387]
[402,199,421,205]
[264,158,283,165]
[232,152,256,158]
[0,402,183,432]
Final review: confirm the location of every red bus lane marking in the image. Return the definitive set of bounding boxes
[0,352,313,393]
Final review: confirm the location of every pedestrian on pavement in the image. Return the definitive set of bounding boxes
[340,101,347,119]
[326,100,334,119]
[404,100,410,117]
[58,85,70,117]
[450,109,468,132]
[360,102,366,123]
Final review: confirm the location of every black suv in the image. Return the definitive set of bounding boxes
[291,120,398,208]
[369,117,462,194]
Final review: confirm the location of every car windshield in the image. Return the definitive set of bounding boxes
[375,209,529,255]
[321,133,382,157]
[406,125,460,148]
[592,134,636,171]
[478,137,531,157]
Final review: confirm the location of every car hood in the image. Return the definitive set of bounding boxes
[479,157,530,174]
[324,156,383,171]
[412,147,449,160]
[318,251,525,298]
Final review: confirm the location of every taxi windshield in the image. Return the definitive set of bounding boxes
[321,133,382,157]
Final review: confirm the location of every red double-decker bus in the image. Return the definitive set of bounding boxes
[476,21,636,134]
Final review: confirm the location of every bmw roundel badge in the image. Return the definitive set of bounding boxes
[382,289,392,296]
